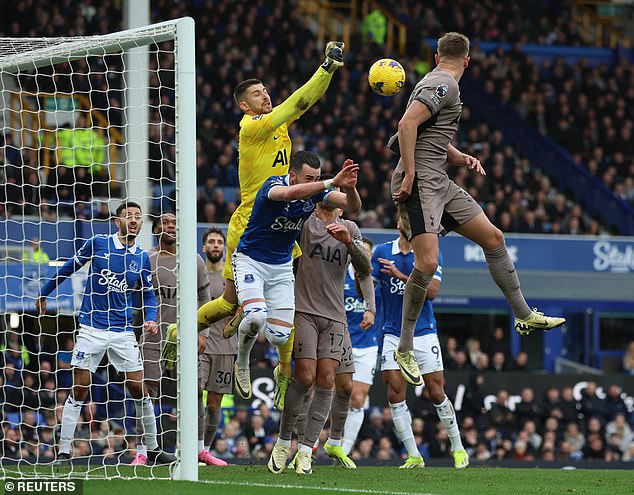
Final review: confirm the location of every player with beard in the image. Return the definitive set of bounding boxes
[132,213,210,465]
[192,42,346,411]
[196,227,237,466]
[37,202,174,465]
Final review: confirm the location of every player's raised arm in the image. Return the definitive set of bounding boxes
[268,159,359,202]
[37,237,95,314]
[321,159,361,212]
[240,42,344,141]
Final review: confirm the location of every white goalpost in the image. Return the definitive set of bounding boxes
[0,17,198,480]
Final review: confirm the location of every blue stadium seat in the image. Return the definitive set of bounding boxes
[7,412,21,428]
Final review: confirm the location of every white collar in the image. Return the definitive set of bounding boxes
[391,237,413,255]
[111,233,139,253]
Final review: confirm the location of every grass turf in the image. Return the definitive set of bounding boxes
[3,465,633,495]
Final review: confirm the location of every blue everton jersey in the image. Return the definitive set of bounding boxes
[237,175,329,264]
[344,265,379,349]
[372,239,442,338]
[40,234,157,332]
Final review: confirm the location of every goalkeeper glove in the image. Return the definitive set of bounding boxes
[321,40,345,73]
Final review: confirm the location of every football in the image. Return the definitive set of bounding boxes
[368,58,406,96]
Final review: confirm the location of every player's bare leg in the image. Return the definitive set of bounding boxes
[455,213,565,334]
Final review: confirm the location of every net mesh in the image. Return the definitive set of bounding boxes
[1,28,179,479]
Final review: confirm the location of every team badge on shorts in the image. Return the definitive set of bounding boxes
[244,274,255,283]
[75,351,86,360]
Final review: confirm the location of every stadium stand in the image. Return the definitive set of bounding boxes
[1,0,632,466]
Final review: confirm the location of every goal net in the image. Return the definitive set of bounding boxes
[0,18,198,480]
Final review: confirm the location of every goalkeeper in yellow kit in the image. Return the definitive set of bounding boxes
[163,42,345,410]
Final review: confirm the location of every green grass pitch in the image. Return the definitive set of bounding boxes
[3,465,633,495]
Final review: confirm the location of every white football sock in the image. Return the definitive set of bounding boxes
[59,395,84,455]
[390,401,420,458]
[135,396,159,450]
[434,396,464,451]
[342,408,364,455]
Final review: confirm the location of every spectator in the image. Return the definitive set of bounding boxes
[1,427,29,460]
[542,386,562,420]
[563,422,585,456]
[604,413,632,454]
[442,337,459,368]
[487,390,515,437]
[521,419,543,451]
[559,386,581,424]
[489,352,507,372]
[482,326,508,357]
[582,433,607,460]
[427,423,451,459]
[465,338,486,368]
[602,384,628,423]
[508,351,530,371]
[579,382,604,425]
[4,363,23,413]
[515,387,543,429]
[360,408,389,448]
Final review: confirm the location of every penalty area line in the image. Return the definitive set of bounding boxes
[197,479,439,495]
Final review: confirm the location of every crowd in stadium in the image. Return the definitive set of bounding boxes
[470,48,634,207]
[1,0,633,468]
[1,0,627,235]
[379,0,587,47]
[2,328,634,462]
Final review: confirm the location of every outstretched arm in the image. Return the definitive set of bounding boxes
[241,43,344,141]
[37,238,93,314]
[268,160,359,202]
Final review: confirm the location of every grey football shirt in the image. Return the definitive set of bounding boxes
[204,267,238,355]
[149,250,210,343]
[388,69,462,174]
[295,214,363,324]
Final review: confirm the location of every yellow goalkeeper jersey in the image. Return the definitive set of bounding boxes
[234,67,334,219]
